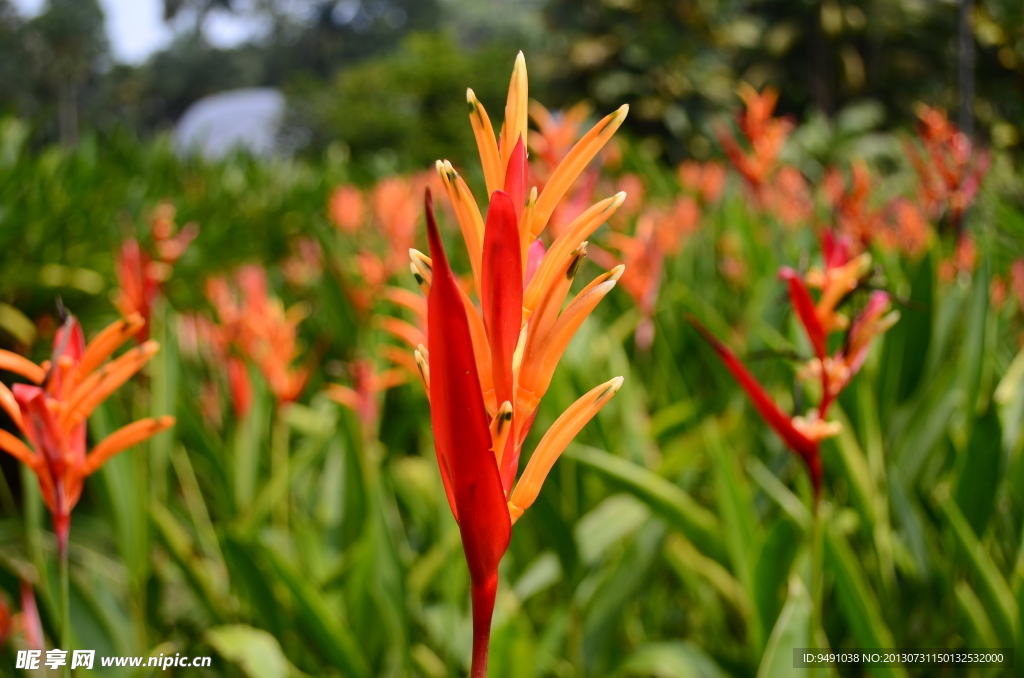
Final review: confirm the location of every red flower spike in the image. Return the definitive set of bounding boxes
[778,268,827,361]
[481,190,524,490]
[504,135,528,222]
[691,318,822,497]
[425,189,512,678]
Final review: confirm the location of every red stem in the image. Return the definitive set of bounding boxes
[470,571,499,678]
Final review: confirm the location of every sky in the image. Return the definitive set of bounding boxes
[9,0,267,64]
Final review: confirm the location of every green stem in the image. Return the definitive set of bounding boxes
[809,505,825,678]
[59,539,71,678]
[272,403,290,539]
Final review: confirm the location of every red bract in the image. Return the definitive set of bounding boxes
[424,191,512,675]
[692,319,823,497]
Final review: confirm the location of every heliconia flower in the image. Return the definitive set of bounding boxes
[329,185,365,233]
[717,84,793,195]
[282,237,324,287]
[938,232,978,282]
[761,166,814,227]
[115,203,198,340]
[804,234,873,333]
[691,319,824,497]
[422,190,623,676]
[881,197,929,257]
[821,159,885,247]
[796,291,900,411]
[411,52,627,677]
[208,266,310,404]
[325,358,407,431]
[0,311,174,555]
[782,253,897,414]
[678,160,727,204]
[904,104,990,231]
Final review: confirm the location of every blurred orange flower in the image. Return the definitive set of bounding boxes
[207,266,309,404]
[0,311,173,553]
[717,84,793,196]
[904,104,990,231]
[329,185,365,233]
[115,202,198,340]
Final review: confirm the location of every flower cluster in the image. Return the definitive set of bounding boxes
[904,105,990,232]
[694,231,898,497]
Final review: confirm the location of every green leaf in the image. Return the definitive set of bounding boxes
[995,345,1024,455]
[706,420,757,586]
[958,257,990,431]
[206,625,289,678]
[574,493,650,566]
[954,406,1002,536]
[823,525,908,678]
[617,641,727,678]
[260,545,372,678]
[824,405,877,533]
[565,444,727,564]
[935,489,1017,647]
[750,518,801,655]
[755,575,810,678]
[954,581,1000,650]
[149,501,228,623]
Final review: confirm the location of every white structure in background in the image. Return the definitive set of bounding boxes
[175,88,285,159]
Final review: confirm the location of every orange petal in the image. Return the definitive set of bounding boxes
[85,416,175,474]
[530,105,628,237]
[499,52,529,177]
[377,317,426,350]
[0,350,45,384]
[508,376,623,522]
[325,384,360,411]
[379,345,420,377]
[468,88,503,196]
[436,160,484,294]
[524,193,624,314]
[376,368,408,391]
[0,428,35,466]
[77,314,146,381]
[63,341,159,428]
[521,243,587,380]
[383,286,426,318]
[0,381,23,432]
[523,268,621,404]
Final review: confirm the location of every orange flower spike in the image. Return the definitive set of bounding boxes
[0,311,173,555]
